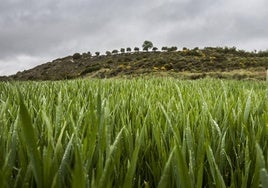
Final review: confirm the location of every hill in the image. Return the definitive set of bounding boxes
[1,47,268,81]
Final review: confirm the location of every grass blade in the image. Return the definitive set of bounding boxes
[18,90,43,187]
[99,127,125,188]
[173,146,193,188]
[157,146,176,188]
[206,145,226,188]
[123,126,145,188]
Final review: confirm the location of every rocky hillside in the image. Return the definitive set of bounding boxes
[1,47,268,81]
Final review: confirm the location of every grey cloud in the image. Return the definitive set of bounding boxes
[0,0,268,75]
[149,0,268,48]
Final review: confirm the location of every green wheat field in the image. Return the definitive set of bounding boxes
[1,78,268,187]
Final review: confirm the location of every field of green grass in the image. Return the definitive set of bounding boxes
[0,78,268,187]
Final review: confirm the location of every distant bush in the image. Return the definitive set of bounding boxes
[120,48,125,53]
[152,47,158,52]
[124,57,132,62]
[134,47,139,52]
[73,53,81,60]
[257,50,268,57]
[106,51,112,56]
[82,53,88,58]
[80,65,101,75]
[167,46,177,52]
[164,63,173,70]
[135,56,142,61]
[106,59,113,64]
[189,74,206,80]
[112,50,119,54]
[233,73,247,80]
[184,50,202,56]
[162,47,168,51]
[126,47,131,52]
[157,58,167,65]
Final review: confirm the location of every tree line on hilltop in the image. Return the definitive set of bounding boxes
[72,40,268,60]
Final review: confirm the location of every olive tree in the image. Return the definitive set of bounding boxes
[134,47,140,52]
[152,47,158,52]
[126,47,131,52]
[112,49,119,54]
[106,51,111,56]
[142,40,153,51]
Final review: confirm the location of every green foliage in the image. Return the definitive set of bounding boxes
[106,51,111,56]
[1,79,268,187]
[162,46,168,51]
[80,65,101,75]
[142,40,153,51]
[112,49,119,54]
[18,90,43,187]
[152,47,158,52]
[120,48,125,53]
[134,47,139,52]
[72,53,81,60]
[126,47,131,52]
[167,46,177,52]
[257,50,268,57]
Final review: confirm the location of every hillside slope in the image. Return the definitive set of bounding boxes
[1,47,268,81]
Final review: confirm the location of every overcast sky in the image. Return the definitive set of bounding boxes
[0,0,267,76]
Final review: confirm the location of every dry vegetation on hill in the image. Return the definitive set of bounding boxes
[1,46,268,81]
